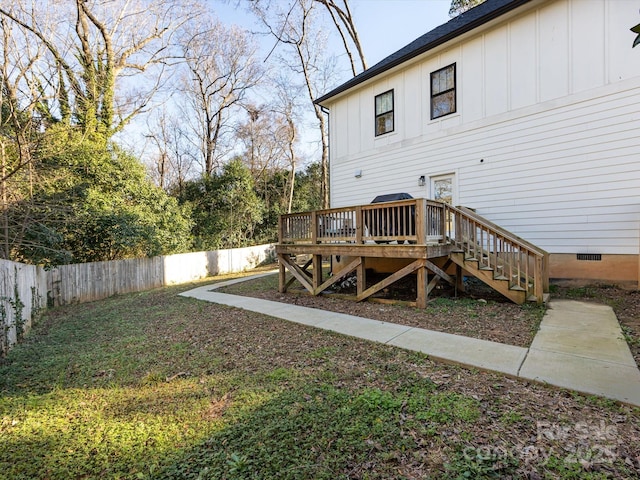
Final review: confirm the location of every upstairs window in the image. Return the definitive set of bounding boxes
[375,90,394,136]
[431,64,456,119]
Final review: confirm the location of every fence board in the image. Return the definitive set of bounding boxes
[0,259,47,356]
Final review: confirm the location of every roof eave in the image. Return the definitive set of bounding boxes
[314,0,531,106]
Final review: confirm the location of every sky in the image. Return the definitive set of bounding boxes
[331,0,453,65]
[213,0,453,83]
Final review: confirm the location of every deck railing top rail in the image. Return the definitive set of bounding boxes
[451,205,549,257]
[279,198,447,245]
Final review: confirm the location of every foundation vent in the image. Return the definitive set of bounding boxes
[576,253,602,261]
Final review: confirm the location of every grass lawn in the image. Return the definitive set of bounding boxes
[1,275,639,479]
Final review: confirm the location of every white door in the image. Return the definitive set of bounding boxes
[431,174,455,205]
[430,174,456,240]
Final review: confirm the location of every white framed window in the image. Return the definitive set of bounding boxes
[375,89,394,136]
[431,64,456,119]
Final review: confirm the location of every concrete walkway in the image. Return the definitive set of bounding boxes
[180,274,640,407]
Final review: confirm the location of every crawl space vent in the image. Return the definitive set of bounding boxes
[576,253,602,261]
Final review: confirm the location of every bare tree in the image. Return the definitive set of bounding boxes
[0,16,43,259]
[272,76,305,213]
[0,0,199,137]
[178,16,263,176]
[314,0,367,75]
[145,108,197,195]
[237,105,287,176]
[251,0,338,208]
[236,83,301,215]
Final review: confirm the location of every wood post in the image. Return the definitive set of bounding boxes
[278,255,286,293]
[357,258,365,296]
[355,206,363,244]
[416,199,427,245]
[312,254,323,290]
[534,254,543,303]
[456,264,465,293]
[416,264,428,308]
[311,211,318,244]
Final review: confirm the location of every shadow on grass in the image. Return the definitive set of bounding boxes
[2,280,638,479]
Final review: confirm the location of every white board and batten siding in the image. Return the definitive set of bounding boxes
[327,0,640,256]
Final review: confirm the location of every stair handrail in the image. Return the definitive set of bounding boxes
[449,205,549,257]
[445,204,549,302]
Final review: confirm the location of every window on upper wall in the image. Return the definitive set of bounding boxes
[375,90,394,136]
[431,63,456,119]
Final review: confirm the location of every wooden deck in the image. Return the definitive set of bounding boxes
[277,198,549,307]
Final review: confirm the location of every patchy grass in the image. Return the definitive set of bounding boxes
[0,277,639,479]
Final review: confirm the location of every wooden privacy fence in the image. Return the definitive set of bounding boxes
[47,244,276,306]
[0,259,47,357]
[1,244,275,355]
[47,257,165,306]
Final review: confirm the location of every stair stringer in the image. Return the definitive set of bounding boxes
[449,251,527,305]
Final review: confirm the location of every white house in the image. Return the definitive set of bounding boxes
[315,0,640,288]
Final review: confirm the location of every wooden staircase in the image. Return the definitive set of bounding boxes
[445,205,549,304]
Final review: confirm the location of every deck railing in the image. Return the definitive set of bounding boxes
[279,199,447,245]
[444,204,549,302]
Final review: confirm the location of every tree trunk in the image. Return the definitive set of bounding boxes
[1,141,8,259]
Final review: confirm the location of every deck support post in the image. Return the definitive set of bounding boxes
[278,254,314,294]
[312,254,323,290]
[455,264,465,296]
[356,257,366,297]
[312,257,362,295]
[279,256,287,293]
[357,259,424,303]
[416,264,428,308]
